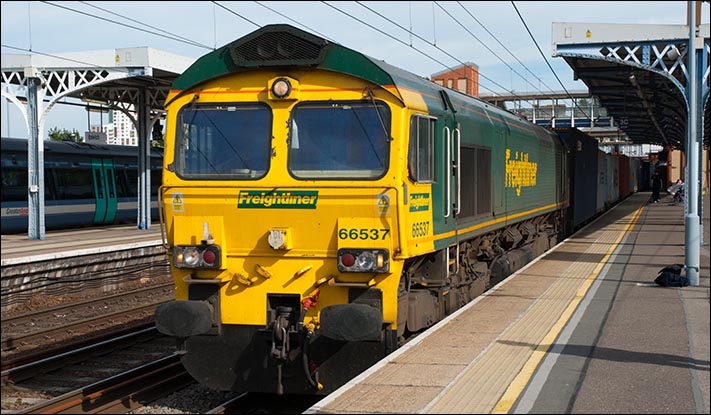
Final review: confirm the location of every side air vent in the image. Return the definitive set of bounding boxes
[228,25,329,67]
[459,146,492,219]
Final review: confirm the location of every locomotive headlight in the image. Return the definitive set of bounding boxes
[268,76,299,100]
[173,245,222,269]
[183,247,200,266]
[338,249,389,273]
[355,251,375,270]
[271,78,292,98]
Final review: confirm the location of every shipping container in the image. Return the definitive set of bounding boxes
[606,153,620,208]
[553,128,599,230]
[596,150,607,213]
[630,158,640,193]
[619,154,631,198]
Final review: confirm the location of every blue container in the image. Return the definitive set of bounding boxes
[553,128,599,231]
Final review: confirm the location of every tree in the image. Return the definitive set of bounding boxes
[48,127,83,142]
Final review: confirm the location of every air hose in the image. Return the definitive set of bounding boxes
[299,293,323,390]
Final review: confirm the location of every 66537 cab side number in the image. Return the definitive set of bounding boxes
[338,228,390,240]
[411,221,429,238]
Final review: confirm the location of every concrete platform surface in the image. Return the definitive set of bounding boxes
[307,191,709,414]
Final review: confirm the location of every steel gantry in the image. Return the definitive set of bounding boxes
[551,3,709,286]
[1,47,194,239]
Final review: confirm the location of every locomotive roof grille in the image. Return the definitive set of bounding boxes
[229,25,328,67]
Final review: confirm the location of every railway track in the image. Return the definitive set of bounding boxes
[1,282,174,364]
[2,326,319,414]
[14,354,191,414]
[1,327,181,413]
[1,264,417,413]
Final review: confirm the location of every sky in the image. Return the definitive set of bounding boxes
[1,1,708,139]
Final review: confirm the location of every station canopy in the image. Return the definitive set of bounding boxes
[1,47,195,238]
[552,22,710,152]
[1,47,195,126]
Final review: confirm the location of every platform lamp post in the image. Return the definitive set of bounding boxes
[684,0,701,286]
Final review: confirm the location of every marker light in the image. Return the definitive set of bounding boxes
[341,253,356,267]
[202,249,216,265]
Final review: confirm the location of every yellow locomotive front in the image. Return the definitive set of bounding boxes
[156,23,568,396]
[156,51,416,393]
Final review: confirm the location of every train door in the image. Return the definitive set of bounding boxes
[91,158,118,224]
[437,91,460,226]
[439,91,460,274]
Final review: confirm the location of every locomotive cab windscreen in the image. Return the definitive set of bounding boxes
[173,103,272,179]
[288,101,391,179]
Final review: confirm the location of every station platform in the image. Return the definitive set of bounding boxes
[0,224,163,265]
[307,191,710,414]
[1,224,166,312]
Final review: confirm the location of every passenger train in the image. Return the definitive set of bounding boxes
[0,137,162,234]
[154,24,645,396]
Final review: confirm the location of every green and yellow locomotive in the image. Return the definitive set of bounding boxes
[155,24,568,395]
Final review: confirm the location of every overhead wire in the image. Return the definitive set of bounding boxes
[4,1,220,93]
[510,1,592,119]
[27,1,33,51]
[456,1,557,94]
[1,44,132,73]
[39,1,213,51]
[253,1,337,42]
[318,2,462,84]
[12,1,586,119]
[346,1,535,104]
[212,1,261,28]
[354,1,510,97]
[434,1,548,97]
[78,1,213,51]
[0,43,134,114]
[213,2,217,50]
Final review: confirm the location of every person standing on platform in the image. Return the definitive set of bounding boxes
[651,171,663,203]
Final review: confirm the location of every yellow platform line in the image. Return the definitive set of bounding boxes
[423,198,646,414]
[491,200,647,414]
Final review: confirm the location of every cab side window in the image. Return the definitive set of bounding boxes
[408,115,435,183]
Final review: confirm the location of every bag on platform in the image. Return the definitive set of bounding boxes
[654,264,689,287]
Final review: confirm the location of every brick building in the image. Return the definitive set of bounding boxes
[430,62,479,97]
